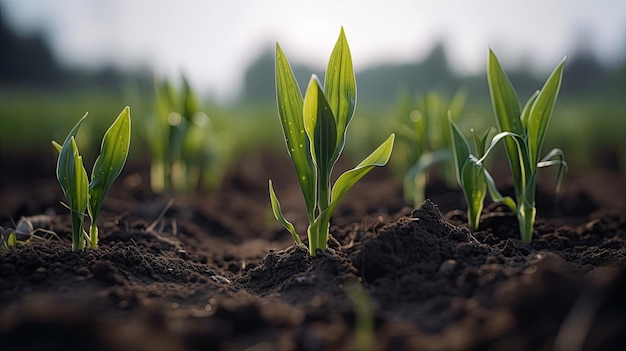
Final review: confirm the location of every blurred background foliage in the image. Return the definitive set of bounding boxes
[1,7,624,176]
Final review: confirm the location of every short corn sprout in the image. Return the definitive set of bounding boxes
[269,28,395,255]
[144,76,223,194]
[451,50,567,243]
[53,106,131,250]
[392,89,467,207]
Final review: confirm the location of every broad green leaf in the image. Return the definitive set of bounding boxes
[269,180,301,245]
[324,27,356,165]
[304,75,337,209]
[330,134,395,211]
[488,49,523,135]
[527,58,566,166]
[488,49,524,190]
[276,42,317,219]
[88,106,131,221]
[304,76,338,169]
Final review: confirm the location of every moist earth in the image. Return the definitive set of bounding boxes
[1,152,625,351]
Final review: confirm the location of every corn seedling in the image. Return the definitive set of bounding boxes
[392,89,467,207]
[449,122,491,230]
[144,76,223,194]
[53,107,131,250]
[269,28,395,255]
[451,50,567,243]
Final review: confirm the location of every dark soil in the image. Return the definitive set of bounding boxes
[1,151,625,351]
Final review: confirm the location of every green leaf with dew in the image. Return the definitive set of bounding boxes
[88,106,131,224]
[276,42,317,220]
[324,26,356,165]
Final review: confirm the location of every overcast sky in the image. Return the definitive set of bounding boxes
[3,0,626,101]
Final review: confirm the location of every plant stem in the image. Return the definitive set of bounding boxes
[89,221,99,249]
[71,211,85,251]
[518,203,536,244]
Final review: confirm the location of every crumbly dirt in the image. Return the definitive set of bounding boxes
[1,152,625,351]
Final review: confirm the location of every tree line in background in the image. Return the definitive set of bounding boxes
[2,12,625,105]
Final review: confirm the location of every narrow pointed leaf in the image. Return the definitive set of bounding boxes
[449,119,471,185]
[269,180,302,245]
[484,170,517,212]
[520,90,539,132]
[538,148,567,193]
[488,49,523,135]
[330,134,395,210]
[56,114,88,201]
[52,141,62,153]
[276,42,317,219]
[527,58,566,166]
[488,49,524,188]
[88,106,131,221]
[460,156,486,230]
[324,27,356,164]
[304,75,337,209]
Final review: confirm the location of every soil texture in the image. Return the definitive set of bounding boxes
[1,152,625,351]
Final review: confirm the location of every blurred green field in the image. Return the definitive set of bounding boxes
[1,85,624,177]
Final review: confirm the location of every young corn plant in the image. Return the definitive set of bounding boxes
[452,50,567,243]
[449,121,491,230]
[53,107,131,250]
[144,76,223,194]
[269,28,395,255]
[391,89,467,207]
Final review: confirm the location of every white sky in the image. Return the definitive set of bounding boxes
[3,0,626,101]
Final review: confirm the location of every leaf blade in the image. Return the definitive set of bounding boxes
[276,42,317,219]
[527,58,566,166]
[324,27,356,165]
[88,106,131,221]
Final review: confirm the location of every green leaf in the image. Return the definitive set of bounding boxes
[269,180,302,245]
[56,114,88,203]
[449,119,471,185]
[488,49,525,191]
[538,148,567,193]
[276,42,317,220]
[329,134,395,211]
[52,141,62,153]
[461,155,486,230]
[520,90,539,133]
[304,75,338,209]
[488,49,523,135]
[527,57,566,166]
[69,137,89,250]
[88,106,131,222]
[484,170,517,212]
[324,27,356,165]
